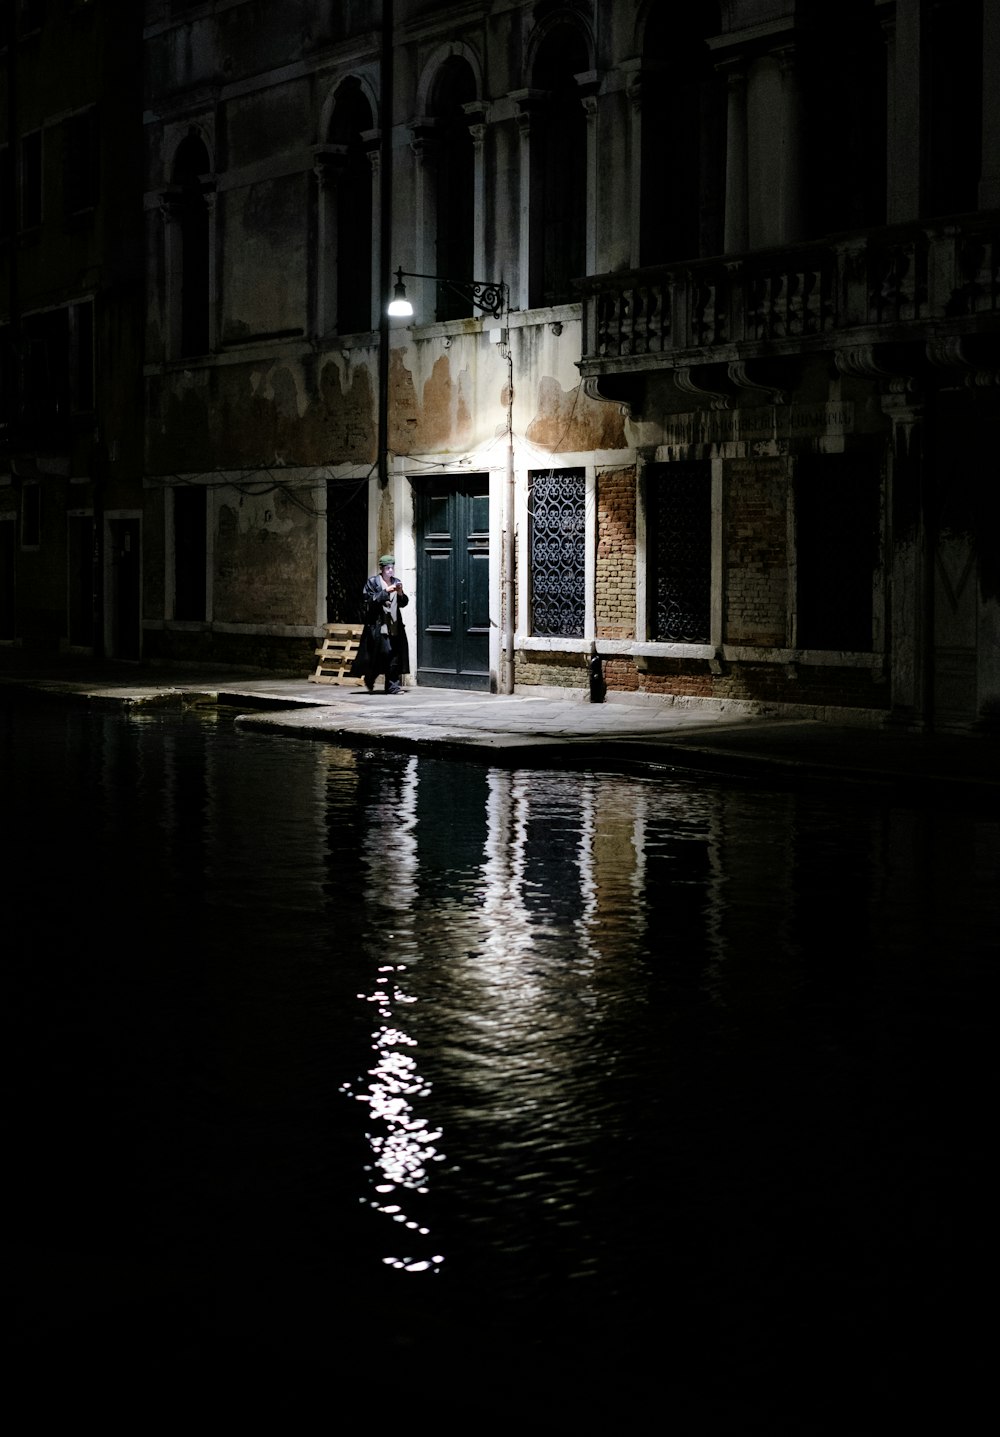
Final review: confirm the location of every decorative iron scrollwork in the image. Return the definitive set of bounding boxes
[530,470,586,637]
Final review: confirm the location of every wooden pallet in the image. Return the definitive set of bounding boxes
[309,623,364,685]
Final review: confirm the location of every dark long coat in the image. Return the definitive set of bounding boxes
[350,574,411,678]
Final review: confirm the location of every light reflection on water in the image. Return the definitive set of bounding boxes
[6,699,996,1413]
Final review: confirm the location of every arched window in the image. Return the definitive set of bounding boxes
[171,132,212,357]
[429,56,476,320]
[923,0,983,218]
[532,25,589,307]
[639,3,724,266]
[799,0,887,235]
[327,78,375,335]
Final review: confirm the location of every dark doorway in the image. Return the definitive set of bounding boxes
[173,485,206,621]
[795,454,879,652]
[415,477,490,690]
[67,514,95,647]
[0,518,14,640]
[108,518,141,661]
[326,479,368,623]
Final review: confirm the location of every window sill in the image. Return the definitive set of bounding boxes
[518,636,883,669]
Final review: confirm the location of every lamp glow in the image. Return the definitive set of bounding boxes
[387,269,413,317]
[387,267,508,320]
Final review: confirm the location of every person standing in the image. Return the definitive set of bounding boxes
[352,554,410,693]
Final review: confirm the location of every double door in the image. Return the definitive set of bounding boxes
[415,478,490,691]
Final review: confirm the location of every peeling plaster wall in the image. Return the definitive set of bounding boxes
[387,331,510,458]
[214,487,317,625]
[385,317,629,466]
[517,319,628,455]
[138,0,999,724]
[147,347,379,475]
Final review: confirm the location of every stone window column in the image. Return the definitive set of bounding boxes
[364,130,382,332]
[312,145,347,337]
[575,71,601,280]
[158,192,184,359]
[408,118,439,313]
[205,189,217,352]
[719,60,748,255]
[510,90,545,312]
[623,61,643,270]
[884,0,920,222]
[773,46,803,245]
[462,102,488,284]
[885,398,928,725]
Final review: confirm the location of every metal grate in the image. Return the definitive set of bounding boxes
[649,463,711,643]
[529,469,585,637]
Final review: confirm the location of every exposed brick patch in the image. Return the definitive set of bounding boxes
[601,656,889,711]
[725,457,788,646]
[596,468,636,638]
[603,657,639,691]
[515,653,588,690]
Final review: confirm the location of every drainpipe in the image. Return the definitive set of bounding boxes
[377,0,393,493]
[502,333,515,693]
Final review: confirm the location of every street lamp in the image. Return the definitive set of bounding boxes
[388,268,508,320]
[385,266,516,695]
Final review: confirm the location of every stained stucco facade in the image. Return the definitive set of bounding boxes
[137,0,999,729]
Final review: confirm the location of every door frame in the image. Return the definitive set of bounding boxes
[413,474,492,691]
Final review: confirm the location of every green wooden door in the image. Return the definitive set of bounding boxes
[415,478,490,690]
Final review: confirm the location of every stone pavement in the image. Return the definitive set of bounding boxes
[1,651,998,801]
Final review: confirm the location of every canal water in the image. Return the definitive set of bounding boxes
[6,696,995,1419]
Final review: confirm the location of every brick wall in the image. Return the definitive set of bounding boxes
[603,655,888,710]
[515,652,588,689]
[724,457,788,646]
[596,467,636,639]
[144,628,315,675]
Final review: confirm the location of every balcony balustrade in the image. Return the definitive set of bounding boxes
[578,218,999,375]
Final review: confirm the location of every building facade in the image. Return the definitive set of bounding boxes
[39,0,994,730]
[0,0,145,659]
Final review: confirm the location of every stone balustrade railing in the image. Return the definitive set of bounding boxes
[578,218,999,368]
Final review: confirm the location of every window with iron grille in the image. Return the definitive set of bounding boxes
[529,468,585,637]
[647,462,711,643]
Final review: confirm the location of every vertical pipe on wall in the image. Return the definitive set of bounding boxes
[721,62,748,254]
[502,319,515,694]
[377,0,393,490]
